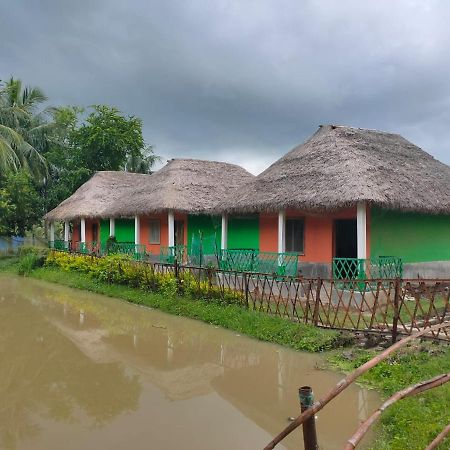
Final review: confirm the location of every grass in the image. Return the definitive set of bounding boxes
[330,344,450,450]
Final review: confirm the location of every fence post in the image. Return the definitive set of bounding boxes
[313,278,322,326]
[299,386,318,450]
[392,277,401,344]
[244,272,249,308]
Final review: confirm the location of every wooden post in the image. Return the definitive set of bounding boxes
[299,386,318,450]
[313,278,322,326]
[244,272,249,308]
[392,277,401,344]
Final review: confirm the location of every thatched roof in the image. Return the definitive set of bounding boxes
[44,171,149,221]
[217,125,450,215]
[112,158,254,216]
[45,159,254,221]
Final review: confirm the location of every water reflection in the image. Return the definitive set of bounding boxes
[0,276,379,450]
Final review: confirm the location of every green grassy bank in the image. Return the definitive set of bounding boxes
[1,255,449,449]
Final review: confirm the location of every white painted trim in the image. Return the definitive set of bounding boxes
[168,211,175,247]
[109,218,115,237]
[134,216,140,245]
[357,201,367,259]
[80,218,86,243]
[221,214,228,250]
[50,222,55,247]
[278,211,286,254]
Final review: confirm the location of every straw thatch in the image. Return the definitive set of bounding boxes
[217,125,450,215]
[44,171,150,221]
[45,159,254,220]
[111,158,254,216]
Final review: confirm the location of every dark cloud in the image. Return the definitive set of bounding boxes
[2,0,450,174]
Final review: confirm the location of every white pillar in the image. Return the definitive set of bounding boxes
[278,211,286,253]
[221,214,228,250]
[168,210,175,246]
[357,201,367,259]
[64,221,69,241]
[109,218,115,237]
[134,216,140,245]
[49,222,55,247]
[64,221,69,249]
[80,218,86,243]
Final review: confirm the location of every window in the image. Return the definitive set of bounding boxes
[285,218,304,253]
[149,219,161,244]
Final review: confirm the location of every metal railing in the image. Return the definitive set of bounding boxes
[333,256,403,281]
[219,249,299,277]
[67,241,147,260]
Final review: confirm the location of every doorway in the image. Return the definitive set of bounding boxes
[174,220,184,246]
[334,219,357,258]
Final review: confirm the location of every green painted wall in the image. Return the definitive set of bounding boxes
[371,207,450,263]
[112,219,135,243]
[187,215,221,255]
[100,220,109,244]
[228,215,260,250]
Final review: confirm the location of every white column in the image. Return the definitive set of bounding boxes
[168,210,175,246]
[80,218,86,243]
[221,214,228,250]
[278,211,286,253]
[64,221,70,249]
[49,222,55,247]
[109,218,115,237]
[357,201,367,259]
[134,216,140,245]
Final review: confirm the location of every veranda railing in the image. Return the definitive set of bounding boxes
[219,249,299,277]
[333,256,403,284]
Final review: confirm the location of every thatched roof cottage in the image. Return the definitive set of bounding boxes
[216,125,450,277]
[45,158,254,257]
[46,125,450,277]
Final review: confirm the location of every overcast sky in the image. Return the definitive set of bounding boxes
[2,0,450,174]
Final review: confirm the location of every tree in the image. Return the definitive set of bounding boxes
[0,78,52,178]
[73,105,154,172]
[0,171,42,236]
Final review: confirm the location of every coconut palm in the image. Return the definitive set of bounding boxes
[0,78,52,179]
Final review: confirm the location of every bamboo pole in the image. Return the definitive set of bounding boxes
[263,321,450,450]
[344,373,450,449]
[424,423,450,450]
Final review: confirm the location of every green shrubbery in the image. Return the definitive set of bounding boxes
[45,251,244,305]
[16,246,49,275]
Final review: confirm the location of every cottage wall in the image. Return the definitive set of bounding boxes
[371,206,450,277]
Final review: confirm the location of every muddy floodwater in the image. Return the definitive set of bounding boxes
[0,275,379,450]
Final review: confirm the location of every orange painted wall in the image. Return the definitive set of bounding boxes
[259,206,371,264]
[72,221,80,242]
[259,214,278,252]
[85,219,100,242]
[139,214,167,254]
[139,213,187,255]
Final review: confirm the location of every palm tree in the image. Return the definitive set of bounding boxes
[124,146,160,174]
[0,78,52,179]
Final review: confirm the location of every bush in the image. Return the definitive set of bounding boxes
[45,251,245,305]
[17,247,48,275]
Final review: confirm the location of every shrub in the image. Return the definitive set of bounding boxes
[45,251,245,305]
[17,247,48,275]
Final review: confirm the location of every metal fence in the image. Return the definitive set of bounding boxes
[165,263,449,341]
